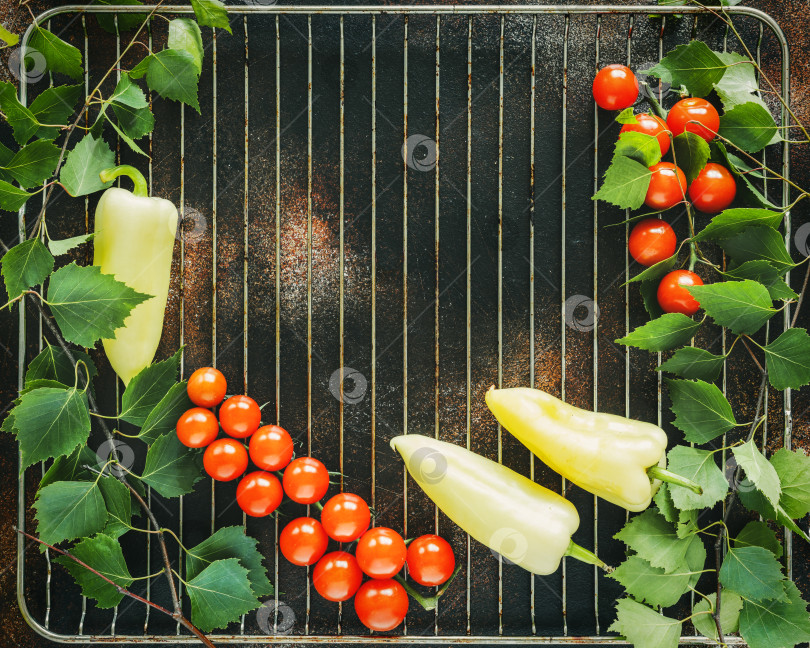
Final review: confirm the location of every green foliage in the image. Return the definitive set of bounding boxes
[613,509,706,573]
[687,280,776,335]
[138,432,203,498]
[34,480,107,546]
[146,50,201,113]
[1,238,54,300]
[60,134,116,197]
[120,350,182,425]
[190,0,232,34]
[769,448,810,518]
[616,107,638,124]
[39,445,98,490]
[0,81,39,144]
[0,179,34,211]
[29,84,83,140]
[98,476,134,539]
[54,534,133,608]
[719,545,787,602]
[732,440,782,507]
[25,344,97,392]
[93,0,147,33]
[722,261,797,301]
[593,156,652,210]
[718,226,796,275]
[719,102,778,154]
[29,27,83,80]
[693,208,784,242]
[168,19,204,74]
[657,347,725,382]
[2,139,60,189]
[667,379,738,443]
[665,446,728,509]
[617,313,701,352]
[46,262,152,348]
[627,253,678,284]
[186,559,260,633]
[672,131,709,184]
[614,131,663,167]
[646,40,726,97]
[760,328,810,391]
[48,233,95,257]
[738,581,810,648]
[714,51,766,112]
[734,521,783,559]
[138,381,194,444]
[692,591,742,640]
[608,598,681,648]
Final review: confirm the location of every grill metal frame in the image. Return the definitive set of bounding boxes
[15,4,791,644]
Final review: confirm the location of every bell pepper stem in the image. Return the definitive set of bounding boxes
[564,540,613,573]
[99,165,149,197]
[648,465,703,495]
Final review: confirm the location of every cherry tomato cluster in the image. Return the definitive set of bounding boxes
[591,65,743,316]
[178,369,457,632]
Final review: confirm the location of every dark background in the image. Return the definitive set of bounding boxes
[1,0,809,647]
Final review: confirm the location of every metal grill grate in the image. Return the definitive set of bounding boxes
[16,4,792,644]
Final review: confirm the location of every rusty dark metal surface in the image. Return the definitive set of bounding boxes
[0,1,808,647]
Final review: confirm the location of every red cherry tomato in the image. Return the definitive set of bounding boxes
[592,64,639,110]
[355,527,407,579]
[406,534,456,587]
[645,162,687,211]
[619,112,671,155]
[283,457,330,505]
[320,493,371,542]
[628,219,677,267]
[186,367,227,408]
[249,425,294,471]
[236,470,283,517]
[688,162,737,213]
[354,579,409,632]
[219,395,261,439]
[667,97,720,142]
[203,438,249,481]
[279,517,329,566]
[657,270,704,316]
[312,551,363,602]
[176,407,219,448]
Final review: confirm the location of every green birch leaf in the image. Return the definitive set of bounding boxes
[665,445,729,510]
[672,131,709,184]
[616,313,701,352]
[93,0,147,33]
[29,27,83,80]
[33,480,107,545]
[693,208,784,242]
[676,508,698,538]
[613,508,704,573]
[112,101,155,141]
[732,440,782,508]
[627,253,678,284]
[719,545,787,602]
[616,107,639,124]
[54,534,133,608]
[593,155,652,210]
[48,233,94,257]
[25,343,97,392]
[0,81,39,144]
[667,379,738,443]
[722,261,797,301]
[186,559,261,633]
[47,262,152,348]
[104,113,148,156]
[110,72,148,108]
[738,488,810,544]
[738,581,810,648]
[1,238,54,300]
[719,102,778,154]
[146,49,201,113]
[654,483,678,523]
[29,84,83,140]
[185,526,273,598]
[0,179,34,212]
[98,475,132,539]
[60,133,116,197]
[646,40,726,97]
[640,279,665,319]
[608,598,681,648]
[769,448,810,519]
[138,380,194,444]
[129,55,153,80]
[120,350,182,425]
[39,444,98,490]
[11,386,91,470]
[168,19,204,74]
[138,432,203,498]
[718,226,796,276]
[761,328,810,391]
[711,141,780,209]
[692,591,743,640]
[713,51,764,111]
[2,139,61,189]
[190,0,232,34]
[686,279,775,335]
[734,521,783,559]
[614,131,663,167]
[657,346,725,382]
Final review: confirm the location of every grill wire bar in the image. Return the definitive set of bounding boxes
[16,4,791,645]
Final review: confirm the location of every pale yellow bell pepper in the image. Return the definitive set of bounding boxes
[93,166,178,385]
[485,387,701,512]
[391,434,610,576]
